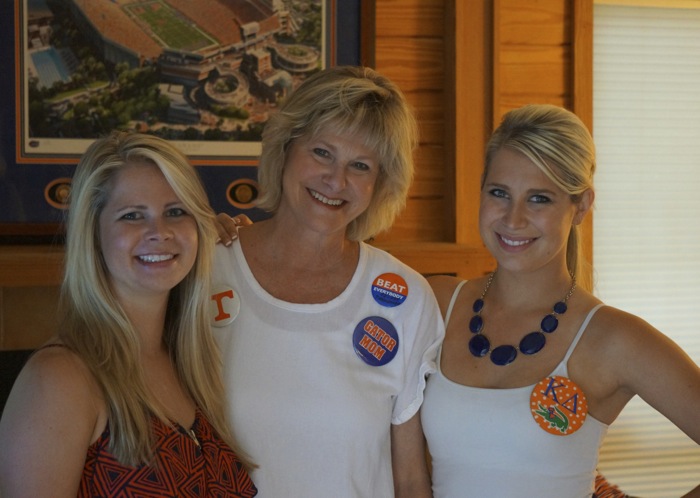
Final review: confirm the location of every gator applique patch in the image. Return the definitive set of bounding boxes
[530,375,588,436]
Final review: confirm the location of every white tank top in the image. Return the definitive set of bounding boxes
[422,281,609,498]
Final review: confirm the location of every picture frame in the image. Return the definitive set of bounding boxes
[0,0,363,242]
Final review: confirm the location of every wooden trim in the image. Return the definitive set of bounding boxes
[595,0,700,7]
[360,0,376,67]
[444,0,457,242]
[452,0,492,246]
[492,0,501,129]
[573,0,594,129]
[0,246,64,287]
[572,0,595,286]
[0,242,495,287]
[374,242,496,278]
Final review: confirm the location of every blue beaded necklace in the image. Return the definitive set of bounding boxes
[468,271,577,366]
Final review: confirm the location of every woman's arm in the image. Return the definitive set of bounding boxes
[628,321,700,497]
[590,308,700,497]
[391,411,433,498]
[0,347,102,498]
[682,484,700,498]
[611,311,700,445]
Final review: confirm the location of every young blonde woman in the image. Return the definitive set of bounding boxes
[0,131,256,497]
[421,104,700,497]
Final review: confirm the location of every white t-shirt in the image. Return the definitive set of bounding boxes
[210,240,444,498]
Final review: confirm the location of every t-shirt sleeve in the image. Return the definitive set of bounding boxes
[391,276,445,425]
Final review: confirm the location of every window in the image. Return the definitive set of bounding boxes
[593,2,700,496]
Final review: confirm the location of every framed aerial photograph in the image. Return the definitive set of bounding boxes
[0,0,363,240]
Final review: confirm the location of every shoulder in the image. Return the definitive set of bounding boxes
[0,344,105,496]
[579,302,700,430]
[586,304,663,349]
[425,275,462,311]
[2,343,105,436]
[8,344,102,416]
[580,302,694,380]
[426,274,463,295]
[426,274,490,316]
[0,343,103,440]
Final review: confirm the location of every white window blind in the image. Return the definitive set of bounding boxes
[593,3,700,496]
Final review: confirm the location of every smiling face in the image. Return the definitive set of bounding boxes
[98,160,198,304]
[479,147,588,275]
[277,130,380,239]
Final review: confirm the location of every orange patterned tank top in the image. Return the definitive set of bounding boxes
[78,409,256,497]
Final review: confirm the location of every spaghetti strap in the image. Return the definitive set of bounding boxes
[562,303,604,364]
[35,343,70,353]
[444,280,468,327]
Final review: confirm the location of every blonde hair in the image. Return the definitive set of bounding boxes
[256,66,418,241]
[60,131,249,467]
[484,104,596,287]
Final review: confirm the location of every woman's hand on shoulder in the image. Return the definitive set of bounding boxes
[215,213,253,246]
[0,345,104,498]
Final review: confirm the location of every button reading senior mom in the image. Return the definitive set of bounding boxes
[530,375,588,436]
[209,285,241,327]
[371,273,408,307]
[352,316,399,366]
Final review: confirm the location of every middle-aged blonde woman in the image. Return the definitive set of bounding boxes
[210,66,444,498]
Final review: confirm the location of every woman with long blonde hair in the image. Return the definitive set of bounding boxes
[0,131,257,497]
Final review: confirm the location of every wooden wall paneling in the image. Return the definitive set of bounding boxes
[374,0,453,253]
[381,199,452,243]
[374,38,445,91]
[0,246,63,287]
[450,0,493,251]
[417,0,496,278]
[414,142,445,168]
[1,286,59,349]
[494,0,573,120]
[498,1,570,45]
[374,0,444,38]
[373,6,447,243]
[498,45,570,95]
[375,0,500,277]
[405,90,446,146]
[373,142,447,244]
[413,145,446,195]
